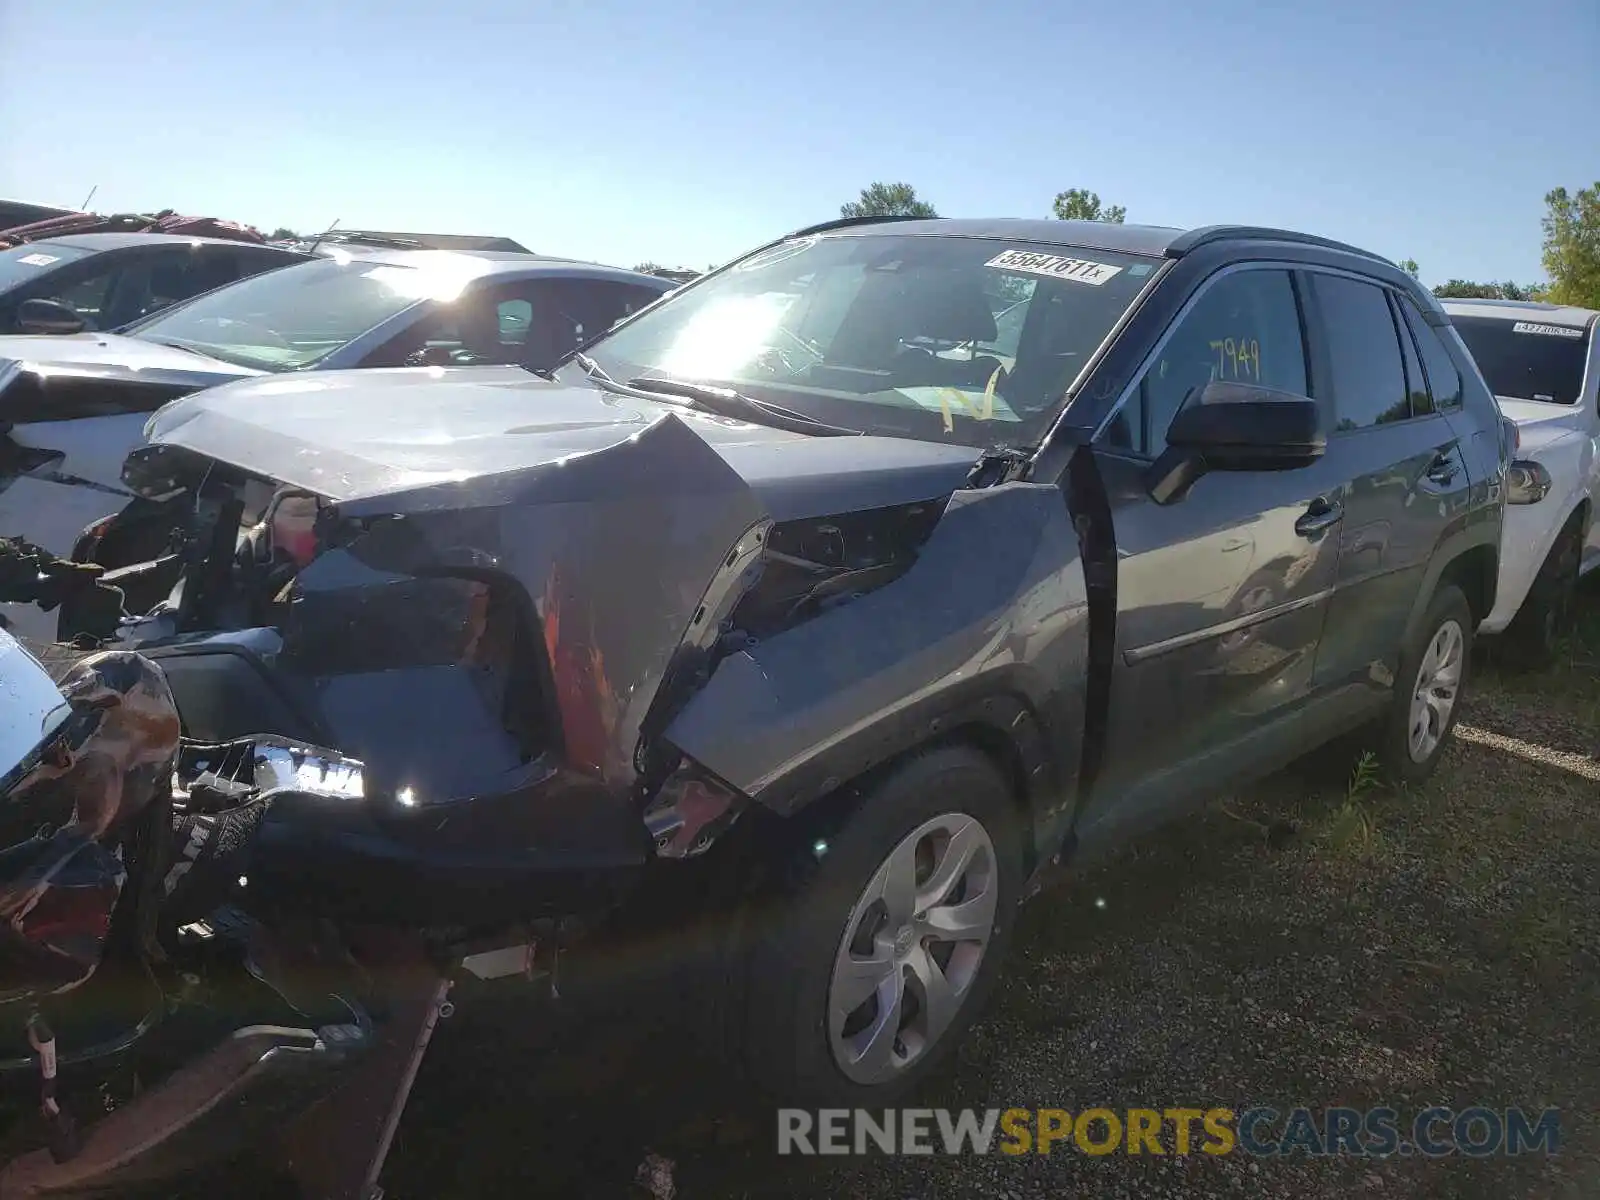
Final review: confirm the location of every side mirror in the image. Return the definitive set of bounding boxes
[1147,381,1324,505]
[16,298,86,335]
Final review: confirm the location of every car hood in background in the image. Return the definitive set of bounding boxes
[1496,396,1592,454]
[143,367,986,520]
[0,332,260,422]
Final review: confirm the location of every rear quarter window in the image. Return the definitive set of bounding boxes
[1398,297,1464,410]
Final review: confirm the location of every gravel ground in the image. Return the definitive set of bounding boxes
[378,587,1600,1199]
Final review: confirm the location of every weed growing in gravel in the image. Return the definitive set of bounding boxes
[1326,751,1384,856]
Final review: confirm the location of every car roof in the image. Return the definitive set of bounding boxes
[791,216,1390,265]
[1437,297,1598,328]
[310,245,674,288]
[23,231,309,255]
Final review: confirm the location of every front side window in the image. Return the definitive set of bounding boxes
[570,234,1158,447]
[124,249,241,323]
[1449,314,1588,406]
[1103,268,1308,457]
[122,252,490,371]
[0,243,95,293]
[1310,274,1411,430]
[38,267,121,328]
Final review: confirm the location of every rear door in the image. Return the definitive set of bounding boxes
[1078,264,1346,841]
[1303,271,1471,692]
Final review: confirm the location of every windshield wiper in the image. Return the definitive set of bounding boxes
[624,375,859,437]
[573,351,615,385]
[139,337,218,360]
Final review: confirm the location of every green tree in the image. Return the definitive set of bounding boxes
[1432,279,1504,299]
[1498,281,1548,302]
[1050,188,1126,223]
[269,227,299,241]
[1398,257,1420,279]
[634,261,664,273]
[1540,181,1600,308]
[840,182,938,219]
[1431,279,1546,301]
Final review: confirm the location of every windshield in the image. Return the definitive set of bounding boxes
[1451,314,1591,406]
[570,233,1160,447]
[123,252,488,371]
[0,242,93,292]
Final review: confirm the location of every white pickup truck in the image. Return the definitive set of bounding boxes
[1443,299,1599,664]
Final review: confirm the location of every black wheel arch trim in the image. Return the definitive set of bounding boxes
[1404,519,1499,648]
[670,666,1079,859]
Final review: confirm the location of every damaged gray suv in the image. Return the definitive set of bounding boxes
[35,215,1508,1106]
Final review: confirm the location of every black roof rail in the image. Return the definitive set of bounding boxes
[1166,225,1391,265]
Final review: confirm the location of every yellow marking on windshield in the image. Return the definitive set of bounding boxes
[981,366,1001,420]
[941,386,981,422]
[937,389,954,433]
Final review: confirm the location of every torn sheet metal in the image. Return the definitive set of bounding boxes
[281,408,767,791]
[662,482,1091,817]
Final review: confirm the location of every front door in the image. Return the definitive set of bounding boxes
[1078,265,1344,842]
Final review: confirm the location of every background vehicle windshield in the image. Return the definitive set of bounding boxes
[1451,315,1590,406]
[123,253,487,370]
[0,242,93,292]
[577,233,1159,447]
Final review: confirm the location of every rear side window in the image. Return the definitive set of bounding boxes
[1399,297,1463,411]
[1309,274,1411,430]
[1105,267,1308,457]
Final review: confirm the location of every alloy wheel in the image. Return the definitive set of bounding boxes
[1408,618,1464,763]
[827,812,998,1086]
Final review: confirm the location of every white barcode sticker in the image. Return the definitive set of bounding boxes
[16,253,58,267]
[985,249,1123,286]
[1511,321,1583,339]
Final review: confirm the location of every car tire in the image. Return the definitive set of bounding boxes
[1504,521,1582,670]
[1373,583,1474,786]
[735,745,1023,1107]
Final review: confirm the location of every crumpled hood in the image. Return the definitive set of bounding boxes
[143,367,986,520]
[0,331,259,392]
[1497,396,1589,454]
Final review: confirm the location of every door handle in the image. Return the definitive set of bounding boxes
[1295,497,1343,537]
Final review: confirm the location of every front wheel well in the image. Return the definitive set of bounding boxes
[761,720,1044,877]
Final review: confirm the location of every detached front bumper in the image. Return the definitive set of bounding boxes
[0,1020,372,1198]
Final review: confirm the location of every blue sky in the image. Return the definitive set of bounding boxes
[1,0,1593,284]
